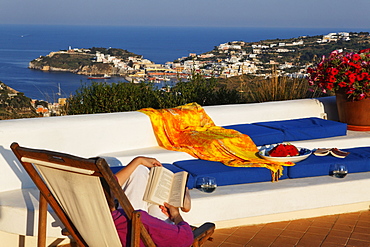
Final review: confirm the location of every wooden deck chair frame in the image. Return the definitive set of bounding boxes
[11,142,215,247]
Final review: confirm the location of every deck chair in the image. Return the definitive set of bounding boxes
[11,142,215,247]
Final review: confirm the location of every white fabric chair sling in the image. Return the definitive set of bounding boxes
[11,142,215,247]
[11,142,155,247]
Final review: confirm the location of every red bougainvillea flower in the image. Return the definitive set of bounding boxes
[349,62,361,69]
[306,48,370,101]
[326,82,334,90]
[331,68,339,75]
[352,54,361,61]
[348,73,357,83]
[357,73,366,81]
[342,57,349,63]
[328,76,336,83]
[338,81,347,87]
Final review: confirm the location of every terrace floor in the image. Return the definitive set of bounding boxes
[203,210,370,247]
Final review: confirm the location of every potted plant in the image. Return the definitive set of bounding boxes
[307,48,370,131]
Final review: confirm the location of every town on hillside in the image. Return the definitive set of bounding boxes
[29,32,370,85]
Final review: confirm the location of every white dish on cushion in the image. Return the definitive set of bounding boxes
[258,144,312,163]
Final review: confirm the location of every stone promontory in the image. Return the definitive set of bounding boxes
[29,47,143,77]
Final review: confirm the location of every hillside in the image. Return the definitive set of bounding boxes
[0,81,39,120]
[180,32,370,76]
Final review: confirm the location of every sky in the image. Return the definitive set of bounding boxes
[0,0,369,29]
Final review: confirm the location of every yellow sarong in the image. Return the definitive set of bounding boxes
[139,102,294,181]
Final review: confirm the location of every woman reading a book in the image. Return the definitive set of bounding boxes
[112,156,193,247]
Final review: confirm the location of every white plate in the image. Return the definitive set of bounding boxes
[259,144,312,163]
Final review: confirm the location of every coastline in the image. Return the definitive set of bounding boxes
[1,25,370,101]
[26,32,370,90]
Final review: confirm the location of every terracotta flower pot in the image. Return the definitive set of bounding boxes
[335,90,370,131]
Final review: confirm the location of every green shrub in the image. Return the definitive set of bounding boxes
[169,73,243,106]
[66,70,325,115]
[66,75,243,115]
[66,82,160,114]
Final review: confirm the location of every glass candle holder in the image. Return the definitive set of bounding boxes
[332,164,348,178]
[196,177,217,193]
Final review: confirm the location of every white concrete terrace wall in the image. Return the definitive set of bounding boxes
[205,97,328,126]
[0,111,158,192]
[0,97,333,193]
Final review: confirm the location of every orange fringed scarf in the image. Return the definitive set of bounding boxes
[139,103,295,181]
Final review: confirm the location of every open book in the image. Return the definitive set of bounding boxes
[313,148,350,158]
[143,166,188,208]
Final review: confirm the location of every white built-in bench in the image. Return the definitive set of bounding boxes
[0,96,370,246]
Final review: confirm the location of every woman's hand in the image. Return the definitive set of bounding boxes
[161,203,184,225]
[134,156,162,168]
[115,156,162,186]
[159,204,170,218]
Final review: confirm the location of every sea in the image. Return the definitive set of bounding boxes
[0,25,369,102]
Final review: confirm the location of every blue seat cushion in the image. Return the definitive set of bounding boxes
[110,163,195,189]
[110,166,124,174]
[222,124,284,146]
[252,117,347,142]
[288,147,370,178]
[173,159,288,188]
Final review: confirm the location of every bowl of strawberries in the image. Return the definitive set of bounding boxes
[259,143,311,162]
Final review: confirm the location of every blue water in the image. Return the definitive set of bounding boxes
[0,25,368,101]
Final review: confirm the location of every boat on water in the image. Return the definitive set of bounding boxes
[87,74,111,80]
